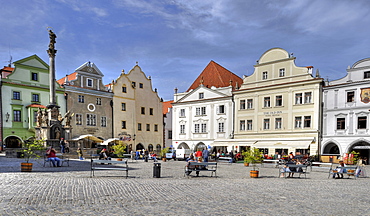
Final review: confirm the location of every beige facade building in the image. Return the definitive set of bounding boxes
[110,64,163,153]
[57,62,113,147]
[232,48,323,156]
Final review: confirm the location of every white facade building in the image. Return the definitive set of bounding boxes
[322,58,370,162]
[172,61,242,152]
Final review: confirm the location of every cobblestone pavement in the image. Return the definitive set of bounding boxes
[1,155,370,215]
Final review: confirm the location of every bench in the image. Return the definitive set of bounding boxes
[329,166,358,179]
[91,159,128,178]
[184,162,217,177]
[44,153,69,167]
[262,159,282,168]
[279,164,308,178]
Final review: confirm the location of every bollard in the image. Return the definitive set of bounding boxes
[153,162,161,178]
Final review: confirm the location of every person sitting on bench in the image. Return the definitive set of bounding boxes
[46,147,61,167]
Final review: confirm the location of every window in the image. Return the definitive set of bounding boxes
[33,111,37,123]
[262,71,268,80]
[218,105,225,114]
[240,120,246,131]
[146,124,150,131]
[180,109,185,117]
[150,108,153,115]
[101,117,106,127]
[32,94,39,102]
[122,86,127,93]
[154,124,158,132]
[132,82,136,88]
[78,95,84,103]
[96,98,101,105]
[138,123,142,131]
[199,93,204,99]
[279,68,285,77]
[31,72,38,81]
[275,118,282,129]
[247,120,253,130]
[295,117,302,128]
[247,99,253,109]
[139,83,143,88]
[218,122,224,132]
[337,118,345,130]
[195,124,200,133]
[358,116,367,129]
[121,103,126,111]
[87,78,93,87]
[273,95,282,107]
[240,100,246,110]
[347,91,355,102]
[13,91,21,100]
[168,130,172,139]
[304,116,311,128]
[364,71,370,79]
[264,97,271,108]
[201,123,207,133]
[295,93,303,104]
[141,107,145,115]
[86,114,96,126]
[76,114,82,125]
[201,107,206,115]
[305,92,312,104]
[180,125,185,134]
[122,121,126,129]
[264,119,270,130]
[13,110,21,122]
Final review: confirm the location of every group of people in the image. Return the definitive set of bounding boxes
[332,158,367,179]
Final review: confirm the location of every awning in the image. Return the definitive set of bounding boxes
[252,141,311,149]
[72,134,103,143]
[102,138,120,146]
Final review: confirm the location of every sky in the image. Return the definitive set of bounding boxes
[1,0,370,101]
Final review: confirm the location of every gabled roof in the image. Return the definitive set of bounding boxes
[187,60,242,91]
[0,66,14,78]
[57,72,77,86]
[162,100,173,114]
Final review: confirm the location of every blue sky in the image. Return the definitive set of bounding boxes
[1,0,370,101]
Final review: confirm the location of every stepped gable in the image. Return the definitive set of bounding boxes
[187,60,242,91]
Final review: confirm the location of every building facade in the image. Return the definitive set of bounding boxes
[57,62,113,147]
[233,48,323,157]
[1,55,66,149]
[111,64,163,153]
[163,100,173,149]
[172,61,242,152]
[322,58,370,162]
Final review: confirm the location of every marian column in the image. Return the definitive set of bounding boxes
[46,29,60,124]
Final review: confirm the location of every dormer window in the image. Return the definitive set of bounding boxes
[262,71,268,80]
[279,68,285,77]
[87,78,93,87]
[364,71,370,79]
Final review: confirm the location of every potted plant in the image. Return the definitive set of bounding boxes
[21,137,45,172]
[112,141,127,161]
[161,147,169,162]
[242,148,263,178]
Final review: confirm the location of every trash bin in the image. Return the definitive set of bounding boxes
[145,156,148,162]
[153,162,161,178]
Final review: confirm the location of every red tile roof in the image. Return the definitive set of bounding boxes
[26,104,47,109]
[187,60,243,91]
[57,72,77,85]
[0,66,14,78]
[162,100,173,114]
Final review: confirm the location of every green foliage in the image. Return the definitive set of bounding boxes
[112,142,127,158]
[242,148,263,170]
[22,138,45,163]
[161,147,170,157]
[349,151,360,164]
